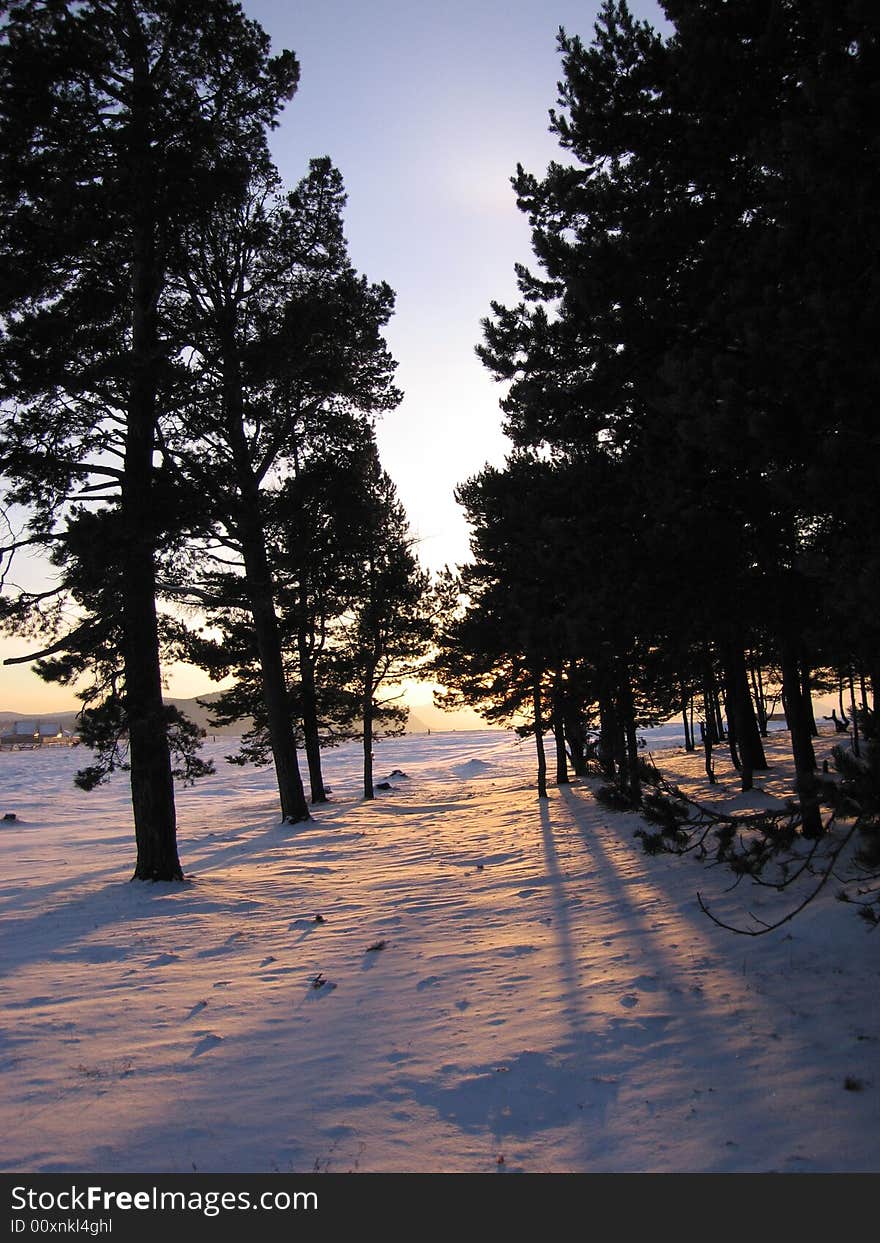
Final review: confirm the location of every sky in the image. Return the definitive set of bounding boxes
[1,0,668,712]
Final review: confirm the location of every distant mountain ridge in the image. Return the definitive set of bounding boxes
[0,709,82,731]
[0,695,245,738]
[1,695,484,737]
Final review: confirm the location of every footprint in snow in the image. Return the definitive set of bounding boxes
[631,974,660,992]
[146,953,180,968]
[196,932,246,959]
[619,993,639,1008]
[191,1033,223,1057]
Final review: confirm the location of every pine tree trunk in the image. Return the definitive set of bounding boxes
[122,519,181,880]
[552,676,569,784]
[724,683,742,773]
[625,715,641,802]
[681,685,694,751]
[749,661,768,736]
[223,341,308,824]
[722,643,768,791]
[781,639,822,838]
[235,500,309,822]
[242,557,309,822]
[713,675,726,741]
[297,630,327,803]
[609,677,628,788]
[618,668,640,803]
[800,659,818,737]
[848,667,861,759]
[532,677,548,799]
[553,715,569,785]
[702,673,717,742]
[700,672,718,783]
[700,721,717,784]
[363,677,375,800]
[597,688,616,780]
[563,705,588,776]
[125,45,181,881]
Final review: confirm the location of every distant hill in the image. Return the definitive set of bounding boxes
[167,694,250,736]
[0,694,247,739]
[0,709,82,733]
[2,694,485,740]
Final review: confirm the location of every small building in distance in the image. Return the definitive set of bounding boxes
[0,720,78,750]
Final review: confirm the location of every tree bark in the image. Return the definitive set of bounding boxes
[713,674,726,741]
[532,676,548,799]
[125,35,181,881]
[848,666,861,759]
[800,658,818,737]
[700,721,717,784]
[681,685,694,751]
[553,716,569,784]
[240,537,309,822]
[749,660,768,736]
[618,668,640,803]
[563,705,589,777]
[722,643,768,791]
[363,673,375,800]
[724,682,742,774]
[297,627,327,803]
[222,339,308,824]
[838,674,849,723]
[781,638,822,838]
[597,688,616,780]
[552,676,569,785]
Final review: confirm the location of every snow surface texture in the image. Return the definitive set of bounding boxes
[1,727,877,1173]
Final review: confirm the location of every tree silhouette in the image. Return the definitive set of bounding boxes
[0,0,298,877]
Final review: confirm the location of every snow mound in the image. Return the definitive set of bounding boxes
[452,757,494,778]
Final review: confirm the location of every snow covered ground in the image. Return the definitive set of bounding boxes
[1,726,877,1173]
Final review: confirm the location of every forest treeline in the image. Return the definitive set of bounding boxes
[1,2,878,889]
[435,1,879,846]
[0,0,435,879]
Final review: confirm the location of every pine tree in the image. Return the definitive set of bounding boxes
[338,450,435,800]
[0,0,298,877]
[165,158,400,820]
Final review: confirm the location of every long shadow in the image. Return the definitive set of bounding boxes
[1,783,403,982]
[5,771,863,1173]
[557,780,760,999]
[546,782,823,1164]
[0,817,310,977]
[535,798,594,1047]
